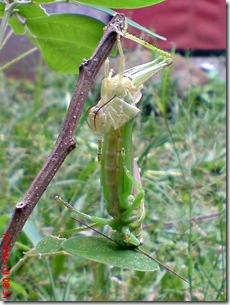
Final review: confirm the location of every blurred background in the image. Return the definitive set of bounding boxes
[117,0,226,51]
[0,0,226,78]
[0,0,226,301]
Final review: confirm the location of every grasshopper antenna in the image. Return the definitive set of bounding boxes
[69,215,117,245]
[137,248,188,284]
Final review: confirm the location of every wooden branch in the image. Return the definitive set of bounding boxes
[0,13,126,270]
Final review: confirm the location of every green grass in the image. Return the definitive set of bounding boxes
[0,54,226,301]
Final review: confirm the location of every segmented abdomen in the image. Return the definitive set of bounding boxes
[101,128,124,219]
[100,123,145,245]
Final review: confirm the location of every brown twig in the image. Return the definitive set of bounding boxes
[0,13,126,270]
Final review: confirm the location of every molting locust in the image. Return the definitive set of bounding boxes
[87,31,172,248]
[56,19,188,283]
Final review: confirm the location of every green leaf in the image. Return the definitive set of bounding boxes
[36,235,66,253]
[62,236,159,272]
[7,4,47,34]
[26,14,105,73]
[75,0,164,9]
[16,3,48,18]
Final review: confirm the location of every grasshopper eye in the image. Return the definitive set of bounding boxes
[88,105,110,134]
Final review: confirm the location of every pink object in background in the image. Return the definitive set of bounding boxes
[117,0,226,50]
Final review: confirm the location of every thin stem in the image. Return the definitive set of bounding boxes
[0,27,13,51]
[0,9,11,48]
[9,250,70,276]
[0,47,37,71]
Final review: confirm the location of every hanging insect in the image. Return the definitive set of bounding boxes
[56,22,188,283]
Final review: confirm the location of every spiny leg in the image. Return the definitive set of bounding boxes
[55,196,111,226]
[120,148,145,218]
[116,34,125,82]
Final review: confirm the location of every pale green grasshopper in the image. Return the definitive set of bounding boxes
[59,31,172,248]
[86,32,172,248]
[56,25,189,282]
